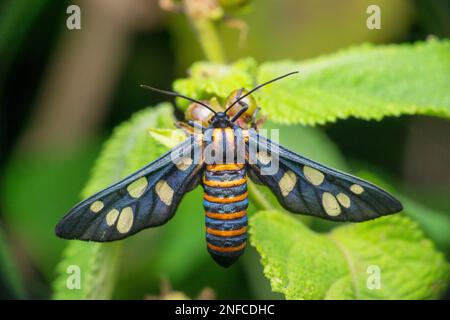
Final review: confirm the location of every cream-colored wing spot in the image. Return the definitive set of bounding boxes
[350,184,364,194]
[257,152,271,165]
[279,170,297,197]
[127,177,148,198]
[175,156,193,171]
[106,209,119,226]
[303,166,325,186]
[155,180,174,206]
[117,207,134,234]
[90,200,104,213]
[322,192,341,216]
[336,193,351,208]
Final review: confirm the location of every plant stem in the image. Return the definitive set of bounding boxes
[191,18,225,63]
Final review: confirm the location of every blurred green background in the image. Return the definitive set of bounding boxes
[0,0,449,299]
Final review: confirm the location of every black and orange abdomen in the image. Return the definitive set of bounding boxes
[203,163,248,267]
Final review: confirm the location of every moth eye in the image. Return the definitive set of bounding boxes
[185,97,223,125]
[185,102,214,125]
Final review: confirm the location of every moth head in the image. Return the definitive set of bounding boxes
[140,71,299,128]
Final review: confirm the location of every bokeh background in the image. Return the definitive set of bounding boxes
[0,0,449,299]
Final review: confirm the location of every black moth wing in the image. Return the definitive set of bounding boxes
[246,129,403,222]
[56,136,203,241]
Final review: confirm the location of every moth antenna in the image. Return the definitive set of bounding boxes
[224,71,299,113]
[140,85,217,115]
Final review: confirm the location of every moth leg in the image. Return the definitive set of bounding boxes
[188,120,206,132]
[231,103,248,122]
[250,107,260,128]
[251,107,266,129]
[230,89,250,122]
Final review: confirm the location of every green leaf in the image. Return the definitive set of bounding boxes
[257,39,450,125]
[52,241,122,300]
[147,128,187,149]
[52,104,175,299]
[0,227,26,299]
[399,196,450,253]
[173,57,257,110]
[355,170,450,253]
[250,211,449,299]
[2,139,101,278]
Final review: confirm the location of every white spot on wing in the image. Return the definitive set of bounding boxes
[336,193,351,208]
[303,166,325,186]
[350,184,364,194]
[127,177,148,198]
[156,180,174,206]
[117,207,133,234]
[106,209,119,226]
[322,192,341,216]
[279,170,297,197]
[257,152,271,165]
[175,156,193,171]
[90,200,104,213]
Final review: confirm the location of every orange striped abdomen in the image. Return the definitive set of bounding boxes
[203,163,248,267]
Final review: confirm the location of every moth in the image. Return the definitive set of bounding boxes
[56,72,403,267]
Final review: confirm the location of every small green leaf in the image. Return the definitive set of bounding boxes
[250,211,449,299]
[147,128,187,149]
[173,58,257,110]
[52,104,175,299]
[257,39,450,125]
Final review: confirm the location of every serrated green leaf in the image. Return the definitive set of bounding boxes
[328,215,449,299]
[52,104,175,299]
[250,211,449,300]
[355,170,450,253]
[256,39,450,125]
[399,196,450,253]
[173,58,257,110]
[52,241,122,300]
[2,139,101,278]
